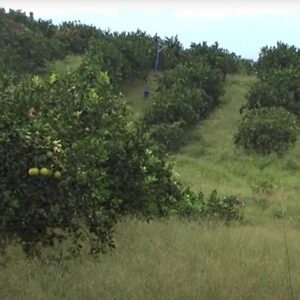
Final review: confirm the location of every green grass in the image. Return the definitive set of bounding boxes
[3,74,300,299]
[2,219,300,300]
[120,72,158,120]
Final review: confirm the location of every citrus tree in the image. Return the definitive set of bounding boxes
[256,42,300,78]
[143,61,225,150]
[0,67,188,257]
[234,107,298,155]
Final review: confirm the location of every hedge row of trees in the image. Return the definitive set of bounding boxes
[0,7,255,81]
[142,61,225,151]
[0,8,185,80]
[234,42,300,155]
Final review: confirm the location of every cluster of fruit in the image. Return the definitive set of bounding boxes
[28,167,62,179]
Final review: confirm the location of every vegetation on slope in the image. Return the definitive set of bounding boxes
[2,6,300,300]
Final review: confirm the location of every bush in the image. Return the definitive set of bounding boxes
[234,107,298,155]
[147,121,187,152]
[241,67,300,117]
[202,190,244,221]
[176,189,244,221]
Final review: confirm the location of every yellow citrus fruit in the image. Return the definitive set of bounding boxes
[40,168,49,176]
[28,168,39,176]
[53,170,62,179]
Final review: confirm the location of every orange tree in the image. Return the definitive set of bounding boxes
[0,66,190,257]
[142,61,225,151]
[256,42,300,79]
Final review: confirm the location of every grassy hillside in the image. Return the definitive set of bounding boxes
[2,74,300,300]
[173,74,300,225]
[121,73,300,225]
[124,75,300,224]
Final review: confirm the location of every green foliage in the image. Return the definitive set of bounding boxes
[0,8,66,76]
[202,190,244,221]
[81,30,156,90]
[237,58,256,75]
[115,30,156,81]
[0,7,246,259]
[256,42,300,78]
[234,107,298,155]
[146,121,187,152]
[56,21,100,54]
[237,43,300,158]
[143,62,224,150]
[185,41,240,77]
[242,66,300,116]
[156,61,224,104]
[154,35,184,70]
[0,68,188,257]
[177,189,244,221]
[175,189,205,218]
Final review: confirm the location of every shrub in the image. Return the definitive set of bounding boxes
[147,121,187,152]
[176,189,244,221]
[241,67,300,117]
[202,190,244,222]
[234,107,298,155]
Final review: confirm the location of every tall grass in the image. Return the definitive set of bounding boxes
[1,219,300,300]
